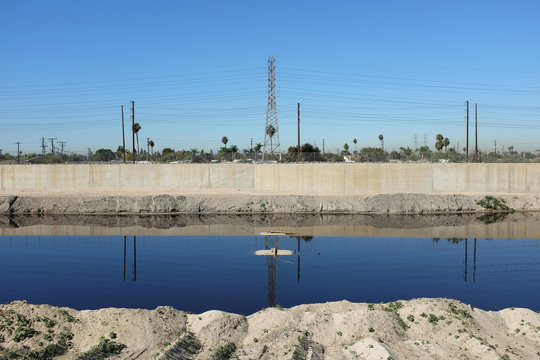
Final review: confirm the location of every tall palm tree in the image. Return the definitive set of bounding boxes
[132,122,141,160]
[378,134,384,151]
[149,140,155,156]
[353,138,358,153]
[266,125,276,158]
[222,136,228,146]
[343,143,349,154]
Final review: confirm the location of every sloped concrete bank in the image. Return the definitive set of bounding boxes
[0,193,539,215]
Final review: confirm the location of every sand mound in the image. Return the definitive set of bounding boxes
[1,298,539,359]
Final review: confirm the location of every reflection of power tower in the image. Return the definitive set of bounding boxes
[265,236,279,307]
[262,54,281,161]
[123,235,137,282]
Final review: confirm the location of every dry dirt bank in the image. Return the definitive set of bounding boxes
[1,299,539,360]
[1,192,539,215]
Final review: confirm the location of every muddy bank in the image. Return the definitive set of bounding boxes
[1,192,539,215]
[1,299,539,359]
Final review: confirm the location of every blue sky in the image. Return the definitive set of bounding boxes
[1,0,539,155]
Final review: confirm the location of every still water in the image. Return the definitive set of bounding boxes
[0,235,539,314]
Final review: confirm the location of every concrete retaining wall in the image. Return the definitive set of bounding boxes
[1,163,539,194]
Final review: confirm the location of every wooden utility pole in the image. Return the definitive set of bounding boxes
[131,101,135,163]
[475,103,478,162]
[466,101,469,162]
[121,105,126,163]
[297,102,301,162]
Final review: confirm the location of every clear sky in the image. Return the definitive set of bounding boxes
[1,0,539,156]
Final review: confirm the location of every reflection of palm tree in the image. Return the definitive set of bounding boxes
[132,122,141,159]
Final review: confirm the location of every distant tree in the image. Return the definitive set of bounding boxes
[91,149,116,162]
[149,140,155,155]
[253,142,263,160]
[359,147,387,162]
[285,143,323,162]
[435,134,444,152]
[400,146,414,160]
[343,143,350,155]
[353,138,358,153]
[418,145,431,160]
[230,145,238,160]
[378,134,384,151]
[222,136,228,146]
[443,137,450,151]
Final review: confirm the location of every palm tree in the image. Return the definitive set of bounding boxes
[230,145,238,160]
[149,140,155,156]
[254,143,263,161]
[266,125,276,158]
[435,133,444,152]
[132,122,141,160]
[353,138,358,153]
[222,136,228,146]
[443,137,450,151]
[378,134,384,151]
[343,143,349,154]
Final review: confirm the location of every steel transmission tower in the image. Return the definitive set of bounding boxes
[262,54,281,161]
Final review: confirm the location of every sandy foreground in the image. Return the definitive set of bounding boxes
[1,299,539,360]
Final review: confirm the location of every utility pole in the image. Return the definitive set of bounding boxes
[131,101,135,163]
[40,137,47,157]
[146,137,150,159]
[121,105,126,163]
[250,138,253,159]
[466,101,469,162]
[59,141,66,162]
[475,103,478,162]
[14,142,21,164]
[414,133,418,150]
[48,138,57,156]
[297,102,301,162]
[322,139,325,154]
[494,140,497,159]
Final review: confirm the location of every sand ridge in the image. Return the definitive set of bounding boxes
[1,298,539,359]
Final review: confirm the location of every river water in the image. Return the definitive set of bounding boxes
[1,220,539,314]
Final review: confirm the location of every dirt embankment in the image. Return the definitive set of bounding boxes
[1,193,539,214]
[1,299,539,359]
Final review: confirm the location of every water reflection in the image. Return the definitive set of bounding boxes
[0,234,538,313]
[123,236,137,282]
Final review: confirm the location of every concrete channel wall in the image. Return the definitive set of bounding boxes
[1,163,539,194]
